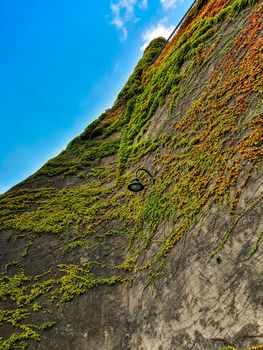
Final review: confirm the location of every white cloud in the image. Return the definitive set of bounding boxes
[140,22,174,51]
[110,0,147,40]
[160,0,177,9]
[139,0,148,9]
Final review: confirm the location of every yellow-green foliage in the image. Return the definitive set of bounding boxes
[0,0,261,282]
[0,0,262,347]
[0,325,41,350]
[0,262,124,348]
[0,0,261,284]
[117,0,261,172]
[0,188,55,220]
[54,263,124,302]
[78,164,116,180]
[0,181,116,234]
[0,305,55,349]
[248,231,263,257]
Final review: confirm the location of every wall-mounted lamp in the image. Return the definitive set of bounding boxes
[128,168,155,192]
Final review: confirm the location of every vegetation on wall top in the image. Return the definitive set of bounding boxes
[0,0,262,348]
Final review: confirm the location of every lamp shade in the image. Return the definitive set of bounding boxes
[127,178,144,192]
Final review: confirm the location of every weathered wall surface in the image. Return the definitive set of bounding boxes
[0,0,262,349]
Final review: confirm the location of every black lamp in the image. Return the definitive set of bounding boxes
[128,168,154,192]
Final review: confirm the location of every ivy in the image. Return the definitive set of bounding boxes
[0,0,262,347]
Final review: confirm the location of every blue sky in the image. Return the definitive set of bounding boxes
[0,0,194,193]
